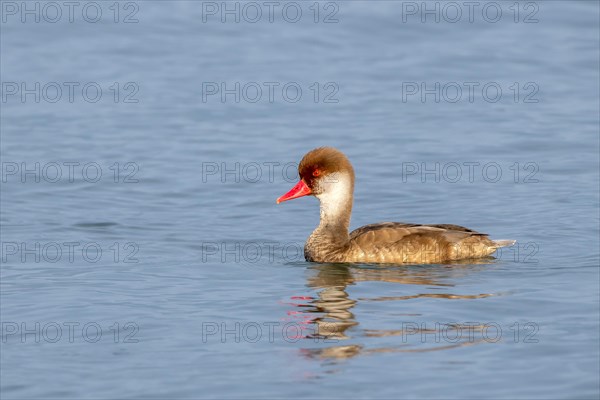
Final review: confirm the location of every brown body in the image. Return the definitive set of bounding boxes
[306,222,501,264]
[277,147,515,264]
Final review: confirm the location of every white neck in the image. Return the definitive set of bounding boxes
[315,172,354,231]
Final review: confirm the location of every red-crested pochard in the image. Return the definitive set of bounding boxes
[277,147,515,264]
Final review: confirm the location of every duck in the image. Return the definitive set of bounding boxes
[276,147,515,264]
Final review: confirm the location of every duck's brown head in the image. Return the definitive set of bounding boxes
[277,147,355,204]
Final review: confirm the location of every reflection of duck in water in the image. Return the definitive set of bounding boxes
[292,263,498,360]
[304,265,357,340]
[277,147,515,263]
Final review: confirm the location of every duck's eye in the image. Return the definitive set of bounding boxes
[312,169,320,177]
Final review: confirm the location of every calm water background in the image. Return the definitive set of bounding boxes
[1,1,599,398]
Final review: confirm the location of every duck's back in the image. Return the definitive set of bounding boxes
[346,222,502,264]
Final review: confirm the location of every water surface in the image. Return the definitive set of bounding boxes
[1,1,599,399]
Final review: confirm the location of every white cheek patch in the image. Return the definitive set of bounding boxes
[315,172,352,219]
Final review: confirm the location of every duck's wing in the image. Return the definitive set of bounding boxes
[348,222,496,263]
[349,222,486,242]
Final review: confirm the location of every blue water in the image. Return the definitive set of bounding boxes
[1,1,599,398]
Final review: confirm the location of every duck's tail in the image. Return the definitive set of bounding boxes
[492,239,516,248]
